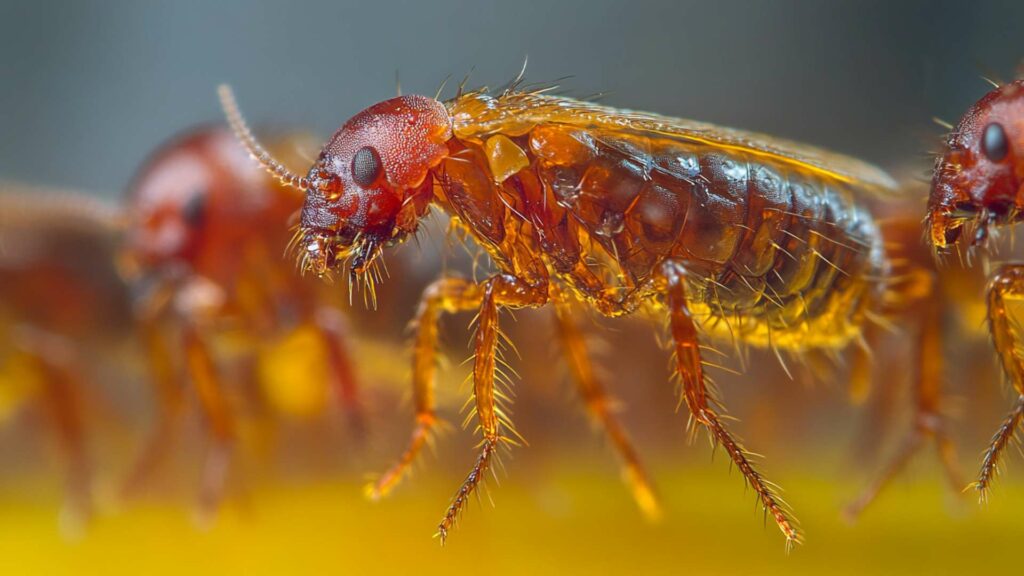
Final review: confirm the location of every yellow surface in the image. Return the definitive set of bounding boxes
[0,353,40,422]
[256,325,331,418]
[2,462,1021,576]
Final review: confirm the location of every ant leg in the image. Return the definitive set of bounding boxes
[845,271,962,519]
[848,325,877,405]
[367,273,545,539]
[121,320,184,498]
[975,265,1024,496]
[182,323,235,524]
[847,324,899,469]
[436,280,503,544]
[367,277,484,500]
[314,308,366,438]
[23,335,92,532]
[551,298,661,520]
[977,397,1024,498]
[660,261,801,548]
[436,275,547,544]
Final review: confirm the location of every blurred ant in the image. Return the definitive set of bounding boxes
[0,185,129,533]
[118,127,365,520]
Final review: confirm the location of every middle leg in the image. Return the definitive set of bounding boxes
[552,297,661,520]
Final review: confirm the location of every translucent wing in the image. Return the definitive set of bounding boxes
[451,92,899,194]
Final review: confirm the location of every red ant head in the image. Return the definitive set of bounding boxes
[123,128,233,269]
[928,79,1024,250]
[220,86,451,280]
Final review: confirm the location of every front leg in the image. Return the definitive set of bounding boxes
[121,318,184,499]
[182,322,235,524]
[368,272,547,526]
[844,268,962,519]
[367,276,485,499]
[976,265,1024,496]
[434,274,548,544]
[313,307,365,438]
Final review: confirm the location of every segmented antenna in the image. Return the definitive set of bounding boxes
[217,84,310,191]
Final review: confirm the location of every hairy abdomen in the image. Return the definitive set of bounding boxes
[524,124,886,349]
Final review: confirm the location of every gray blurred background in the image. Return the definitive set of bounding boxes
[1,0,1022,197]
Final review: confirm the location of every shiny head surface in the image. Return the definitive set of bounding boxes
[928,79,1024,249]
[220,85,452,280]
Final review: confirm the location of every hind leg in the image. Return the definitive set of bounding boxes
[551,297,660,519]
[975,265,1024,496]
[845,270,962,519]
[660,262,800,547]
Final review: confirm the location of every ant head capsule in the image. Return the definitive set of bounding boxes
[299,95,452,277]
[123,128,230,269]
[124,125,310,275]
[219,86,452,278]
[928,79,1024,249]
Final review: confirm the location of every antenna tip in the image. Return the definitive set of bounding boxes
[217,84,237,111]
[215,84,311,193]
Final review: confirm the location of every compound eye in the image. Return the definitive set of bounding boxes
[982,122,1009,162]
[182,190,207,227]
[351,146,383,188]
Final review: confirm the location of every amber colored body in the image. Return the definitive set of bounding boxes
[0,187,130,528]
[223,84,900,546]
[431,93,892,542]
[120,127,364,518]
[441,92,888,347]
[927,79,1024,496]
